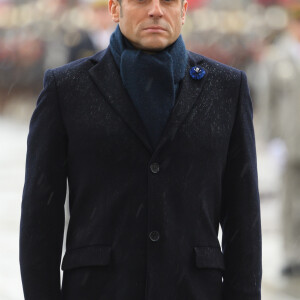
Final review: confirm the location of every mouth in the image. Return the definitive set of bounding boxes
[143,26,167,33]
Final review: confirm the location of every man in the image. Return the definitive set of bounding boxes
[19,0,262,299]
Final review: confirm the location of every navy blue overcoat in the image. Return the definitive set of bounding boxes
[19,47,262,300]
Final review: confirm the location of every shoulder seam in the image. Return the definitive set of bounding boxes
[48,69,68,135]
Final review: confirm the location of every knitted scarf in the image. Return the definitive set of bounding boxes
[109,24,187,148]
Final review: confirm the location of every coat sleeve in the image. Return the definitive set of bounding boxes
[220,71,262,300]
[19,69,68,300]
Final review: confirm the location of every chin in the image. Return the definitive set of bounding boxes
[139,38,170,52]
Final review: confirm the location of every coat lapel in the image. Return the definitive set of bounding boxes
[88,48,154,153]
[88,48,207,156]
[153,52,207,155]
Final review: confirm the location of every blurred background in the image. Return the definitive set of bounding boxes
[1,0,300,298]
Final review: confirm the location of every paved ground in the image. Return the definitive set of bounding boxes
[0,109,299,299]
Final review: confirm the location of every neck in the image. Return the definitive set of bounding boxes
[109,24,188,80]
[124,37,164,54]
[120,29,171,54]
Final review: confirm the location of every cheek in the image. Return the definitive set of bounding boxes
[169,11,183,29]
[124,13,139,32]
[120,19,133,36]
[171,19,181,35]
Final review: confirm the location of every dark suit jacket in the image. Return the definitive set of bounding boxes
[19,47,262,300]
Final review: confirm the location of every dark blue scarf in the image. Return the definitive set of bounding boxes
[109,25,187,148]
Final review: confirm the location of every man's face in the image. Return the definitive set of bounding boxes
[109,0,188,52]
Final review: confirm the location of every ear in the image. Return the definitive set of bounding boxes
[181,0,188,25]
[109,0,120,23]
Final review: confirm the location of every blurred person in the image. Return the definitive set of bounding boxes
[41,0,70,69]
[86,0,116,50]
[258,3,300,277]
[42,0,96,69]
[0,0,14,110]
[19,0,262,299]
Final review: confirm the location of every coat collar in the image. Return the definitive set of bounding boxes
[88,47,207,156]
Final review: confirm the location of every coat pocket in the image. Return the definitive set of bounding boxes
[61,244,112,271]
[193,246,225,271]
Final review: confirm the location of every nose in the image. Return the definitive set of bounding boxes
[148,0,163,18]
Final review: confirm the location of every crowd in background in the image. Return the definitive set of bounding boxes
[0,0,116,108]
[0,0,295,98]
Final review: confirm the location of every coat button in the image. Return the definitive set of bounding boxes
[149,230,160,242]
[150,162,160,173]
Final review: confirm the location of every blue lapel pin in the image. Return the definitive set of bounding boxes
[189,66,206,80]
